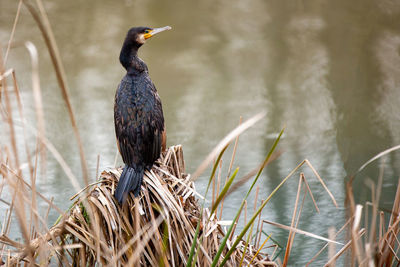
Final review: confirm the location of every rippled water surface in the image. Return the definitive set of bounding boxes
[1,0,400,265]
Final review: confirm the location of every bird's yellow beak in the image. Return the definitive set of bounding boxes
[144,26,172,39]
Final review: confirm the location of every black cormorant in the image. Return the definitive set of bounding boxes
[114,26,170,204]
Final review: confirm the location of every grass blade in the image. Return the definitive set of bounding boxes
[248,234,271,266]
[263,220,344,245]
[186,209,202,267]
[282,174,303,266]
[210,167,239,216]
[352,144,400,181]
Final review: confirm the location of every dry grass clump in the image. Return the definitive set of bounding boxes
[339,173,400,266]
[1,145,273,266]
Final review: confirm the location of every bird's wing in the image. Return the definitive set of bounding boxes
[141,82,164,166]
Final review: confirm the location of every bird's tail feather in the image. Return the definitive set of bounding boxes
[114,165,144,204]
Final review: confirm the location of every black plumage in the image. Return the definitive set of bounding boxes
[114,26,170,204]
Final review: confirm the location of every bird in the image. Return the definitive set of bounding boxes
[114,26,171,204]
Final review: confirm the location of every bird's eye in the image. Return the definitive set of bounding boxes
[144,30,150,34]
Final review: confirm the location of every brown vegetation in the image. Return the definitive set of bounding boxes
[0,146,273,266]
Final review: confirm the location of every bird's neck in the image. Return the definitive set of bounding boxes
[119,43,148,75]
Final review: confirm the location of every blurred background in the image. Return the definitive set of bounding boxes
[1,0,400,265]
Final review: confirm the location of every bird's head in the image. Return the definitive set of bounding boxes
[125,26,172,46]
[120,26,171,70]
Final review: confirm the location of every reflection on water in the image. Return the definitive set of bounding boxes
[1,0,400,265]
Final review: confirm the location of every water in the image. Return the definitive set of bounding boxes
[1,0,400,265]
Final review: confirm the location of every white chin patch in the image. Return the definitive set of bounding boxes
[137,34,146,44]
